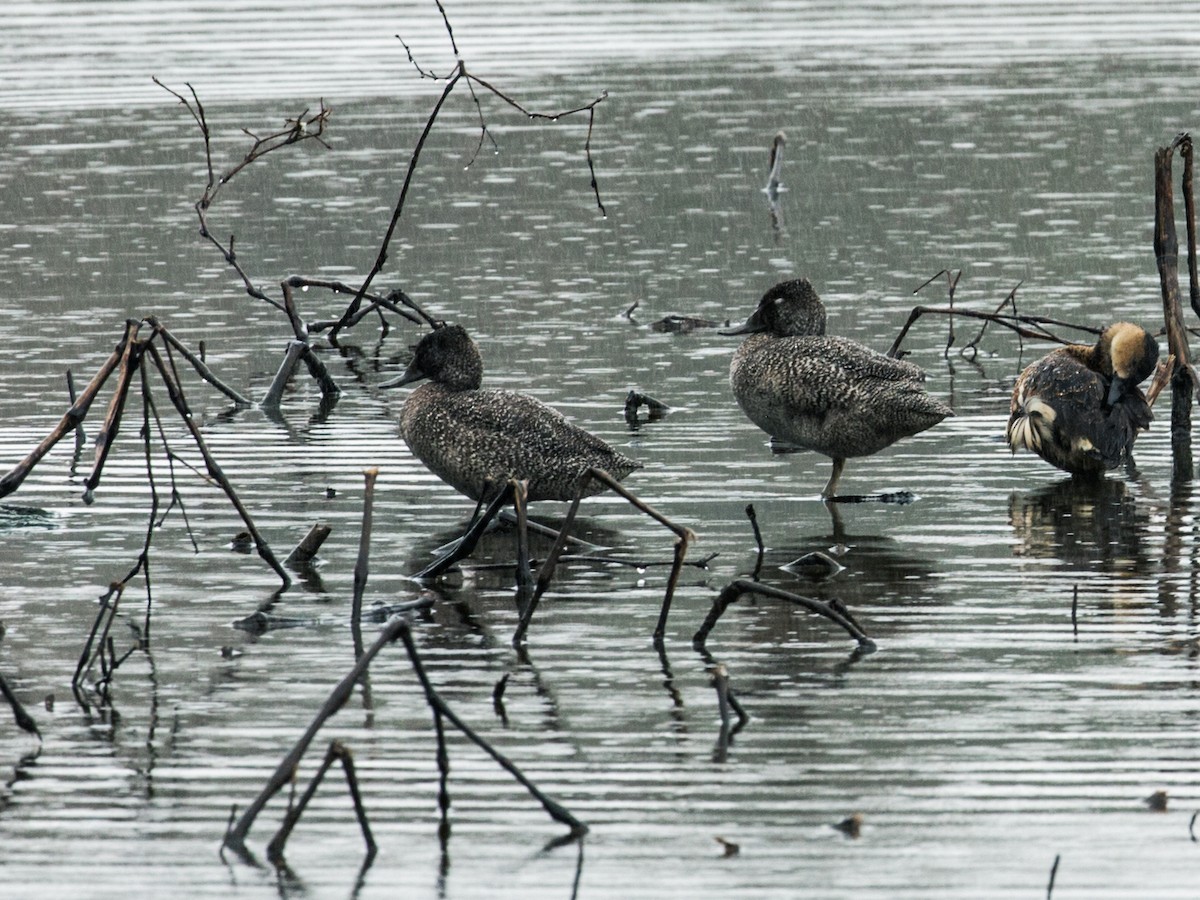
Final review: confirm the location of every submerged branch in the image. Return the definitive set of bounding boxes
[693,579,874,650]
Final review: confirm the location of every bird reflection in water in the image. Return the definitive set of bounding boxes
[1008,477,1151,572]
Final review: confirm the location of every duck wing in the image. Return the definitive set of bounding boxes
[401,386,638,501]
[1008,348,1150,472]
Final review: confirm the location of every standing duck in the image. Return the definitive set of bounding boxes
[1006,322,1159,476]
[380,324,641,503]
[725,278,953,498]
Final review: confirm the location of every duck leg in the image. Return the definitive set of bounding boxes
[820,458,846,499]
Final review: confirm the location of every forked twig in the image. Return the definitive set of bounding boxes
[513,467,694,647]
[692,579,874,650]
[394,618,587,842]
[266,740,376,866]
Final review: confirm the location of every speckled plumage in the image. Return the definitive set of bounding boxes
[1007,322,1158,476]
[382,325,641,502]
[727,278,953,497]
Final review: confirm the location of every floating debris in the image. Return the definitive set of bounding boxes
[625,390,670,426]
[649,314,724,334]
[781,550,846,580]
[714,836,740,857]
[1145,789,1169,811]
[832,813,863,838]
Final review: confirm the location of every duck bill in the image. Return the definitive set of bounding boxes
[379,363,428,390]
[719,307,769,336]
[1106,374,1129,407]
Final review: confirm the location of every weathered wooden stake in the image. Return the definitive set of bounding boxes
[1153,135,1196,480]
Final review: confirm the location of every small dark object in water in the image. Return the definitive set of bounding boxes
[726,279,952,498]
[714,836,740,857]
[624,389,669,426]
[832,813,863,838]
[827,489,917,505]
[650,314,723,334]
[1144,789,1168,811]
[765,130,786,197]
[1008,322,1159,476]
[230,531,254,553]
[781,550,845,580]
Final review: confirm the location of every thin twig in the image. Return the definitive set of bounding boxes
[223,615,409,860]
[693,579,873,650]
[395,618,587,840]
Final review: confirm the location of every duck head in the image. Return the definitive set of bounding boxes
[722,278,828,337]
[1102,322,1159,407]
[380,324,484,392]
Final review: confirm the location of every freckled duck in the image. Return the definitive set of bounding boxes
[725,278,953,499]
[380,324,641,502]
[1007,321,1158,476]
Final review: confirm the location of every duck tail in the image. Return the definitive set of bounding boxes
[1007,398,1055,454]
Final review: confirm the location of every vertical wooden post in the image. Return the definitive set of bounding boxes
[1153,137,1195,480]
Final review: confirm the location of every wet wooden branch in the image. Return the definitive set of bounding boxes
[298,280,431,331]
[145,343,290,587]
[284,523,332,568]
[150,318,252,407]
[82,322,145,503]
[887,305,1094,360]
[692,579,874,650]
[394,618,587,841]
[73,581,128,698]
[0,325,129,499]
[1184,138,1200,321]
[351,468,378,664]
[223,614,408,860]
[265,740,376,867]
[65,370,86,450]
[513,467,694,647]
[330,64,465,340]
[155,79,331,315]
[1153,135,1196,479]
[913,269,962,356]
[0,670,41,738]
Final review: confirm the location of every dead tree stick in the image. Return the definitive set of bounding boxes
[146,343,290,587]
[151,320,252,407]
[73,582,126,693]
[0,330,128,499]
[136,360,159,642]
[65,370,86,450]
[265,740,377,865]
[82,323,145,503]
[887,305,1096,359]
[261,340,307,409]
[513,467,694,647]
[1154,137,1195,479]
[0,670,41,737]
[331,64,465,340]
[692,579,874,650]
[284,523,332,568]
[394,618,587,839]
[351,468,378,662]
[1184,139,1200,321]
[223,615,407,860]
[292,279,432,330]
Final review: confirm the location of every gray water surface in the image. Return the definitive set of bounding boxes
[1,3,1198,898]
